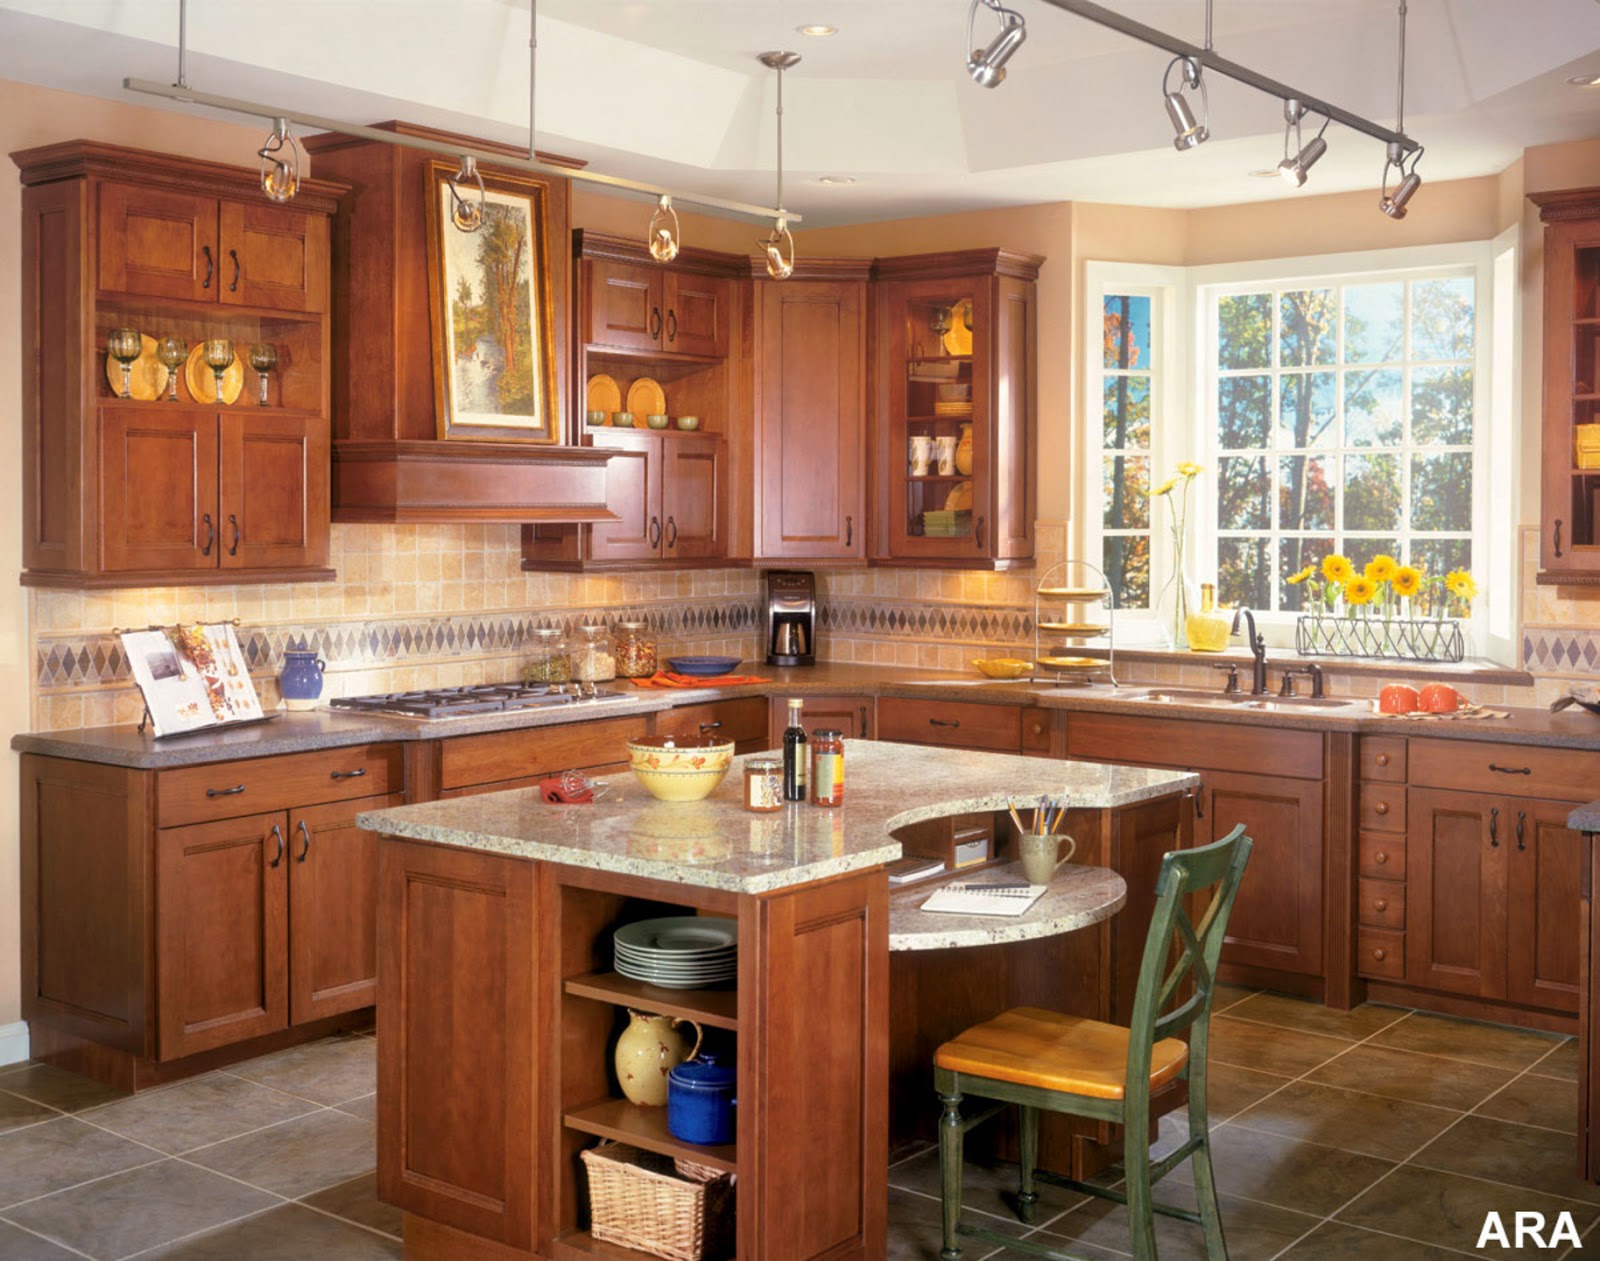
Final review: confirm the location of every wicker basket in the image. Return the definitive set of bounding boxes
[581,1141,735,1261]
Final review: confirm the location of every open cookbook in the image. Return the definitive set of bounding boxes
[120,623,266,736]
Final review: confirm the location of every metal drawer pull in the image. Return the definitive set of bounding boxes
[928,717,961,728]
[1516,810,1526,852]
[1489,806,1500,847]
[330,768,367,780]
[1489,763,1532,775]
[206,784,246,797]
[296,819,311,863]
[860,704,869,734]
[1186,786,1204,820]
[699,721,723,732]
[269,823,284,868]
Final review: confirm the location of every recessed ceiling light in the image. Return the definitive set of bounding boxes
[1568,72,1600,87]
[797,24,838,37]
[817,175,857,185]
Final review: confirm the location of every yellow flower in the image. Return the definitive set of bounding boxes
[1364,554,1398,583]
[1151,477,1178,497]
[1176,461,1203,478]
[1391,565,1423,597]
[1322,554,1354,585]
[1446,569,1480,600]
[1344,576,1376,606]
[1285,564,1315,586]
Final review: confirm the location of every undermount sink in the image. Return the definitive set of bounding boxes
[1115,688,1359,712]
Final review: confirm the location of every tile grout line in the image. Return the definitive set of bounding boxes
[287,1197,404,1245]
[118,1202,290,1261]
[0,1211,101,1261]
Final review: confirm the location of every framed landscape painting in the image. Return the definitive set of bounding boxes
[425,160,560,442]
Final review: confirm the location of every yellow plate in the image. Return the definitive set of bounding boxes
[1037,586,1108,601]
[184,343,243,405]
[972,658,1034,679]
[586,373,622,416]
[626,376,667,427]
[105,334,170,402]
[944,481,973,511]
[1038,656,1102,670]
[1038,622,1109,637]
[942,298,974,356]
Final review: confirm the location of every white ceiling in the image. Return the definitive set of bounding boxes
[4,0,1600,226]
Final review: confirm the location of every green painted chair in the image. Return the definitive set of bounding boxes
[933,825,1253,1261]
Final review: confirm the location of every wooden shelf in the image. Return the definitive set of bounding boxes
[563,971,739,1031]
[564,1096,737,1174]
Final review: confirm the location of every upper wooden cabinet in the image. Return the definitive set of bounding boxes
[871,249,1042,570]
[1532,188,1600,582]
[13,140,343,587]
[587,256,730,359]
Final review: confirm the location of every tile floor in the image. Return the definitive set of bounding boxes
[0,989,1590,1259]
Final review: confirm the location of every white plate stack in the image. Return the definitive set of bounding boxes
[613,916,738,989]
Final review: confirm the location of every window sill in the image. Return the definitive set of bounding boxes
[1098,644,1533,688]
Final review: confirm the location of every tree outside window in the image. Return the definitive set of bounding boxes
[1102,294,1153,609]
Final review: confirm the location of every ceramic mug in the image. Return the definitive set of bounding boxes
[1378,684,1419,714]
[1420,683,1463,713]
[910,435,933,476]
[1018,832,1077,885]
[935,435,957,476]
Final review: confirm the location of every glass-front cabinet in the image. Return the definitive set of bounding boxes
[1533,188,1600,581]
[872,251,1042,569]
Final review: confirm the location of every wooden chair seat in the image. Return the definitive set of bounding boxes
[935,1006,1189,1101]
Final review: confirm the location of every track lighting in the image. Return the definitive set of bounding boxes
[756,51,802,281]
[1276,101,1328,187]
[257,117,300,203]
[966,0,1027,88]
[1162,56,1209,151]
[447,154,487,233]
[1380,142,1423,219]
[647,194,681,263]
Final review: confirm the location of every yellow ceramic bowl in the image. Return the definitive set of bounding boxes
[972,658,1034,680]
[626,735,736,802]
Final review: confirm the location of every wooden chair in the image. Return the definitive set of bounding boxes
[933,825,1253,1261]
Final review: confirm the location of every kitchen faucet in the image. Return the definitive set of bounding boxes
[1229,607,1270,695]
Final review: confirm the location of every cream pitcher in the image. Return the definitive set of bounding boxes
[614,1009,703,1107]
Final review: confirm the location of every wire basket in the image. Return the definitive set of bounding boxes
[1295,613,1465,663]
[581,1141,735,1261]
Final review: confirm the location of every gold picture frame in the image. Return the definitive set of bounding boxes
[424,160,561,442]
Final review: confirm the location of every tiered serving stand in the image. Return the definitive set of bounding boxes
[1033,560,1118,686]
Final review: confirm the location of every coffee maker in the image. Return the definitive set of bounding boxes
[764,570,817,667]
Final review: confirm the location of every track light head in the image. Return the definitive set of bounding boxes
[966,0,1027,88]
[1380,144,1423,219]
[647,194,681,262]
[761,217,795,280]
[1278,134,1326,187]
[1163,56,1209,150]
[257,117,300,203]
[447,154,486,233]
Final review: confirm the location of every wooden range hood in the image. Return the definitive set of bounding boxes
[304,122,614,524]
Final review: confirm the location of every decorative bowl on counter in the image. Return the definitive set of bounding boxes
[665,656,741,677]
[627,735,736,802]
[971,658,1033,680]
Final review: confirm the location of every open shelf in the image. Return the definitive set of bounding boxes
[563,971,739,1031]
[564,1096,737,1174]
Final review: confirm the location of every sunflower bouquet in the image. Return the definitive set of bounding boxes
[1286,553,1480,619]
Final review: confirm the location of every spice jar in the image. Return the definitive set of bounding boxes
[743,757,783,813]
[522,627,570,684]
[810,729,844,807]
[568,624,617,683]
[614,620,657,678]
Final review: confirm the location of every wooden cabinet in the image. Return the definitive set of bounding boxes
[752,268,870,561]
[871,250,1042,570]
[877,696,1022,752]
[1531,187,1600,581]
[587,256,730,359]
[662,697,769,753]
[434,713,650,797]
[14,140,342,586]
[767,694,875,748]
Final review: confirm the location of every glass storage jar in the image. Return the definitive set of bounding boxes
[523,627,570,684]
[569,624,617,683]
[614,620,657,678]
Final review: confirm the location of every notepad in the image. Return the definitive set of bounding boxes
[887,857,948,885]
[919,881,1047,917]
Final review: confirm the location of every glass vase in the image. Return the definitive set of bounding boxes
[1156,574,1195,650]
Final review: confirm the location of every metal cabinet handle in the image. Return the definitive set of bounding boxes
[974,514,986,550]
[665,516,678,548]
[699,721,723,732]
[201,513,214,557]
[649,516,662,548]
[296,819,311,863]
[859,704,869,735]
[201,244,213,289]
[1187,786,1204,820]
[666,308,678,343]
[1490,806,1500,848]
[1489,763,1532,776]
[650,306,663,339]
[845,514,854,548]
[269,823,284,868]
[228,248,240,292]
[1555,518,1565,559]
[330,767,367,780]
[206,784,246,798]
[928,717,961,728]
[228,513,240,556]
[1516,810,1526,852]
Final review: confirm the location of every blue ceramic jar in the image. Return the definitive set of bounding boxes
[666,1054,736,1145]
[279,649,325,710]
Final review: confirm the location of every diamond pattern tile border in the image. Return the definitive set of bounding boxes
[1523,627,1600,678]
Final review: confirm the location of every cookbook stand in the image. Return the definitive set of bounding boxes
[117,620,273,739]
[1033,560,1118,686]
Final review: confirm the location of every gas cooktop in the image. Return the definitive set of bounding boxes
[328,683,629,720]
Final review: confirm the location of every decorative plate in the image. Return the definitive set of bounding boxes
[626,377,667,426]
[183,343,244,405]
[943,481,973,511]
[586,373,622,416]
[104,333,170,402]
[666,656,741,677]
[1038,622,1109,637]
[1037,656,1102,670]
[1036,586,1109,601]
[942,298,974,356]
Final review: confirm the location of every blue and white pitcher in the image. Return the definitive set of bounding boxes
[279,650,325,711]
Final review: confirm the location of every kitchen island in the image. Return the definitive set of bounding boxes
[356,739,1196,1261]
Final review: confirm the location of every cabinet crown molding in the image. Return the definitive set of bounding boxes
[574,229,751,277]
[872,248,1045,282]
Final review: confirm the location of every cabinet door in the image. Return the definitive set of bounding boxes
[587,429,662,561]
[586,258,663,351]
[1506,798,1584,1014]
[1537,212,1600,578]
[1202,769,1324,977]
[98,407,218,573]
[219,413,329,570]
[156,811,289,1059]
[663,271,728,357]
[97,183,218,301]
[767,694,874,748]
[757,280,865,559]
[287,794,399,1025]
[219,199,328,313]
[1406,788,1507,999]
[662,434,724,559]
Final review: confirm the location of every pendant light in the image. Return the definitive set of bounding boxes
[648,195,681,262]
[447,154,486,232]
[1378,1,1423,219]
[257,117,301,203]
[965,0,1028,88]
[757,51,801,281]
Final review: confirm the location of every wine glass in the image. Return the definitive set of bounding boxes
[202,338,234,405]
[156,337,187,402]
[107,328,142,399]
[247,343,278,408]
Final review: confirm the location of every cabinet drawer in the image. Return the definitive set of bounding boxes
[157,744,402,828]
[439,714,649,791]
[1359,832,1407,880]
[1359,784,1406,833]
[1064,711,1322,779]
[1358,877,1406,930]
[1359,737,1407,783]
[1409,737,1600,803]
[1358,928,1406,979]
[877,697,1021,752]
[1021,707,1054,755]
[658,698,768,747]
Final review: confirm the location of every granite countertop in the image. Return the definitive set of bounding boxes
[1569,801,1600,832]
[355,739,1198,894]
[15,660,1600,769]
[887,860,1127,951]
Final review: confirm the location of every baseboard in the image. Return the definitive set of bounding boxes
[0,1021,30,1067]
